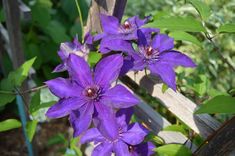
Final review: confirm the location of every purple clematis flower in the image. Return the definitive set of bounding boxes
[131,30,196,90]
[95,14,154,41]
[53,32,93,72]
[81,108,154,156]
[46,54,139,137]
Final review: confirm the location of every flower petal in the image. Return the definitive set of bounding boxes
[160,50,196,67]
[113,140,130,156]
[80,128,104,144]
[92,142,113,156]
[152,34,174,52]
[149,63,176,90]
[45,78,82,98]
[94,54,123,88]
[122,123,148,145]
[100,14,119,34]
[99,38,134,54]
[103,84,139,108]
[69,103,94,137]
[94,103,119,140]
[67,54,93,87]
[119,56,134,76]
[46,97,85,118]
[132,142,155,156]
[116,108,134,131]
[52,63,67,73]
[84,32,93,45]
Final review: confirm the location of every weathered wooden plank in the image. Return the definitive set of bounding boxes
[194,116,235,156]
[85,0,127,33]
[123,71,221,138]
[2,0,25,68]
[158,131,197,152]
[18,0,31,21]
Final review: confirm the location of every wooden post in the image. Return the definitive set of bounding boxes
[85,0,127,33]
[194,116,235,156]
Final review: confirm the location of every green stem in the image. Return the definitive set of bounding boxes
[0,90,15,95]
[0,85,47,95]
[75,0,84,40]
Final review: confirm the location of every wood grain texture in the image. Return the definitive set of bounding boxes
[2,0,25,68]
[85,0,127,33]
[123,71,221,139]
[194,116,235,156]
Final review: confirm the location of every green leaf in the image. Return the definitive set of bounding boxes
[155,144,192,156]
[29,91,41,114]
[26,120,38,142]
[192,75,209,96]
[47,133,67,147]
[45,21,70,44]
[146,16,206,32]
[161,83,169,93]
[0,93,15,107]
[146,132,164,145]
[0,8,5,22]
[8,57,36,87]
[217,24,235,33]
[187,0,211,20]
[0,119,22,132]
[88,52,102,67]
[70,138,83,156]
[60,0,77,21]
[169,31,202,47]
[195,95,235,114]
[31,1,51,27]
[163,125,188,136]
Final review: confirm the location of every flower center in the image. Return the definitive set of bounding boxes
[123,21,131,29]
[146,46,153,56]
[84,85,101,101]
[128,145,135,153]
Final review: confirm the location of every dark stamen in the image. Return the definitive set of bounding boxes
[123,21,131,29]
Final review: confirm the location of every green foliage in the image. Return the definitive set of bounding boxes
[187,0,211,20]
[88,52,102,67]
[195,95,235,114]
[163,125,188,136]
[146,132,164,145]
[155,144,192,156]
[217,24,235,33]
[0,119,22,132]
[146,16,206,32]
[0,7,5,22]
[29,91,41,114]
[26,120,38,142]
[0,57,36,106]
[47,133,67,147]
[169,31,201,47]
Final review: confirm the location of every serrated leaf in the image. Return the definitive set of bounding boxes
[146,16,206,32]
[169,31,202,47]
[26,120,38,142]
[29,91,41,114]
[155,144,192,156]
[217,24,235,33]
[188,0,211,20]
[0,119,22,132]
[88,52,102,67]
[195,95,235,114]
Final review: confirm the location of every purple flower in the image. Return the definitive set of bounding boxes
[81,108,154,156]
[95,14,154,41]
[46,54,139,136]
[131,30,196,90]
[53,32,93,72]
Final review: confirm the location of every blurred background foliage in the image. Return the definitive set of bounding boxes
[0,0,235,155]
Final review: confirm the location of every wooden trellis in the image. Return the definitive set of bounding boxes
[1,0,235,156]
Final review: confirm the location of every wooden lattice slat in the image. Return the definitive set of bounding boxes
[123,71,221,139]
